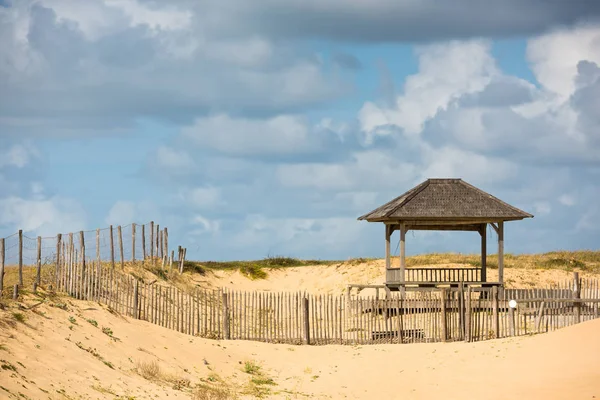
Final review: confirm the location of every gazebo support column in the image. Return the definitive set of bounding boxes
[498,221,504,284]
[480,223,487,282]
[385,225,391,270]
[399,223,406,283]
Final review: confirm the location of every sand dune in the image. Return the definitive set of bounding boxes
[1,291,599,399]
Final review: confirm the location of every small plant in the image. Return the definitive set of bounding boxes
[86,319,98,327]
[240,264,267,280]
[12,313,26,323]
[1,360,17,371]
[75,342,114,370]
[251,377,276,386]
[243,361,261,375]
[136,360,161,380]
[193,384,232,400]
[68,316,77,325]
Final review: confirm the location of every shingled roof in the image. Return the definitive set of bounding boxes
[358,178,533,222]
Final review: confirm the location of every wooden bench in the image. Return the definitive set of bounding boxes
[371,329,425,340]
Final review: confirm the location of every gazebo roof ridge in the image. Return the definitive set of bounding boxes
[358,178,533,222]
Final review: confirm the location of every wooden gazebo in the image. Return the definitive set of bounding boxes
[358,178,533,290]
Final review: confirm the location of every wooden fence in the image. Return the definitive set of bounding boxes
[43,258,600,345]
[0,221,188,295]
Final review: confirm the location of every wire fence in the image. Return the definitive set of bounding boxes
[0,221,187,295]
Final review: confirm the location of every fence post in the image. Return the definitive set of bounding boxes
[222,291,230,340]
[132,223,136,263]
[440,288,447,342]
[118,226,124,269]
[0,238,5,294]
[303,296,310,345]
[170,250,174,270]
[13,284,18,300]
[573,272,581,324]
[110,225,115,269]
[164,228,168,260]
[508,305,515,336]
[159,229,163,260]
[156,224,160,259]
[96,229,100,265]
[55,234,62,290]
[36,236,42,285]
[18,229,23,286]
[79,230,86,273]
[458,282,465,340]
[142,224,146,260]
[465,286,471,342]
[133,280,139,319]
[33,282,38,294]
[150,221,154,261]
[492,286,499,339]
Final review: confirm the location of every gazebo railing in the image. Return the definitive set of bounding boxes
[386,267,482,284]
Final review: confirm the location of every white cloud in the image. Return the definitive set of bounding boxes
[105,200,159,226]
[532,201,551,215]
[0,195,86,236]
[182,114,316,156]
[0,143,39,168]
[558,194,576,206]
[156,146,195,171]
[359,40,497,141]
[180,187,221,209]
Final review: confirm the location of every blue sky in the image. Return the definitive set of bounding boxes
[1,1,600,261]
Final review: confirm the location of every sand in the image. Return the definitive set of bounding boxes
[1,294,599,400]
[191,260,596,296]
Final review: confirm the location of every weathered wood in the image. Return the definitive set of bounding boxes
[399,223,406,284]
[303,296,310,345]
[223,292,230,339]
[535,301,545,332]
[480,223,487,282]
[109,225,115,269]
[132,223,136,262]
[164,228,168,260]
[441,289,447,342]
[465,287,471,342]
[498,221,504,284]
[492,286,499,338]
[13,284,18,300]
[150,221,154,260]
[36,236,42,285]
[573,272,581,324]
[142,224,146,260]
[508,305,515,336]
[118,226,124,269]
[18,229,23,286]
[385,224,391,270]
[133,280,139,319]
[0,238,4,293]
[55,233,62,289]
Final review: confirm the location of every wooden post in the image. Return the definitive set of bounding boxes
[0,238,5,294]
[133,280,139,319]
[118,226,124,269]
[150,221,154,260]
[465,286,471,342]
[573,272,581,324]
[170,250,174,270]
[55,234,62,289]
[480,223,487,282]
[33,282,38,294]
[110,225,115,269]
[222,292,230,340]
[164,228,168,259]
[492,286,499,339]
[159,229,163,260]
[399,223,406,284]
[36,236,42,285]
[498,221,504,285]
[535,301,545,332]
[303,296,310,345]
[385,225,391,271]
[508,306,515,336]
[458,282,465,340]
[13,284,18,300]
[179,248,186,273]
[132,223,136,262]
[18,229,23,286]
[142,224,146,260]
[79,231,86,272]
[441,288,447,342]
[156,224,160,259]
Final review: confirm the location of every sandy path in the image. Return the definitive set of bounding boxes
[1,295,599,399]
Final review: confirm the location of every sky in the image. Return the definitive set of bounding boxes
[1,0,600,261]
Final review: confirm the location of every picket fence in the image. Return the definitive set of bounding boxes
[44,256,600,345]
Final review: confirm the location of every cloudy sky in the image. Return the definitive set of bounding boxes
[1,0,600,261]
